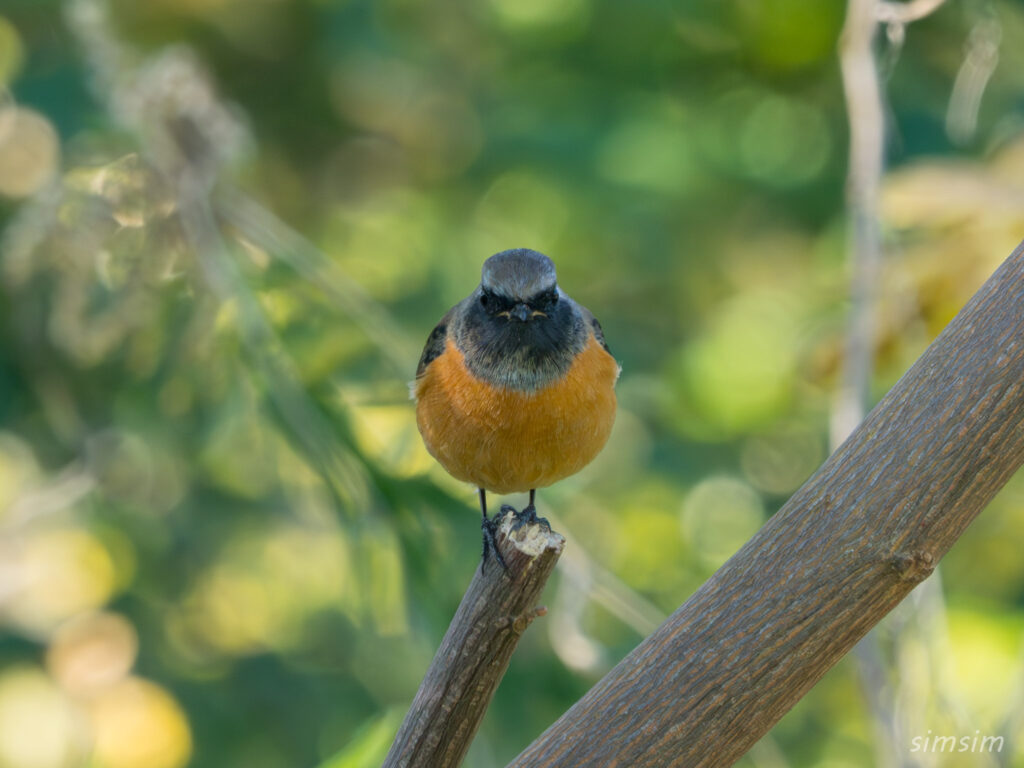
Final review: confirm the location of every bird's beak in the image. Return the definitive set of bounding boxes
[509,303,531,322]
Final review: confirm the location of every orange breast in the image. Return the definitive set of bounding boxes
[414,334,619,494]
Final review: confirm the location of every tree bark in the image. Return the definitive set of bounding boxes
[385,510,564,768]
[508,243,1024,767]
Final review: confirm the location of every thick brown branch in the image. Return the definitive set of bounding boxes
[385,511,564,768]
[509,243,1024,767]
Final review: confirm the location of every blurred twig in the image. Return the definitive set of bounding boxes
[217,190,419,373]
[838,6,901,761]
[177,174,373,513]
[946,10,1001,146]
[835,0,884,450]
[837,2,959,765]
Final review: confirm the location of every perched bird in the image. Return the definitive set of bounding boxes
[413,248,619,569]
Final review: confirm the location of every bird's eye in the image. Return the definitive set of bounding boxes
[535,289,558,310]
[480,292,490,308]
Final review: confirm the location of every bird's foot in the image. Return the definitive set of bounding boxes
[503,503,551,533]
[481,513,510,576]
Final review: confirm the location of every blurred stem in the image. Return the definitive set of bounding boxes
[837,3,947,767]
[177,174,372,514]
[216,189,419,373]
[946,10,1001,146]
[835,0,884,450]
[838,3,897,766]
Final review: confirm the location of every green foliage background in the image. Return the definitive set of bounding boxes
[2,0,1024,766]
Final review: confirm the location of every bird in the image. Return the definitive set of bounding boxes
[413,248,619,571]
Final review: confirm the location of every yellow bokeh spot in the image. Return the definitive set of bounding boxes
[47,612,138,697]
[350,404,434,479]
[4,528,118,634]
[89,677,192,768]
[613,506,687,592]
[947,607,1024,724]
[0,107,59,199]
[176,523,380,654]
[675,290,800,434]
[0,667,84,768]
[605,481,686,593]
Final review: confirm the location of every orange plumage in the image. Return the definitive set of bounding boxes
[415,334,618,494]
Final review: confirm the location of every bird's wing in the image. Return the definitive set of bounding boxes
[415,307,455,379]
[578,304,611,355]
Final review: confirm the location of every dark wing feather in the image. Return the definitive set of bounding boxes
[416,309,454,378]
[580,306,611,354]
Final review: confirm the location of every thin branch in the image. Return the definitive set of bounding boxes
[946,14,1001,146]
[385,511,564,768]
[177,181,374,513]
[216,189,420,374]
[834,0,884,449]
[508,242,1024,767]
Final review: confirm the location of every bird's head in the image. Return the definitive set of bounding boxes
[478,248,560,323]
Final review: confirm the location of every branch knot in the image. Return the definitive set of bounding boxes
[891,550,935,583]
[497,606,548,635]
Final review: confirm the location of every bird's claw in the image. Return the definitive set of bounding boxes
[504,503,551,532]
[481,513,510,576]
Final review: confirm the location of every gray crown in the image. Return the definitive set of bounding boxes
[481,248,557,300]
